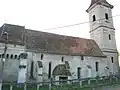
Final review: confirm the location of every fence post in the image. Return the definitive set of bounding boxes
[96,79,98,85]
[92,88,95,90]
[10,84,13,90]
[110,76,112,84]
[37,84,39,90]
[24,83,26,90]
[88,79,91,85]
[79,80,82,87]
[49,79,51,90]
[115,75,118,83]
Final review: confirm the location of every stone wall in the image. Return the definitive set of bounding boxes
[27,52,107,82]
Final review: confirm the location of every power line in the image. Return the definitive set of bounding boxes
[43,14,120,30]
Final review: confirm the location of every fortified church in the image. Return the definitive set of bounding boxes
[0,0,119,83]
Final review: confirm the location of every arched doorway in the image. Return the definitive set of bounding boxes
[52,64,71,84]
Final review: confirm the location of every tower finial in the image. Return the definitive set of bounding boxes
[86,0,113,12]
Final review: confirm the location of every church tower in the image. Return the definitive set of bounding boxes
[86,0,119,74]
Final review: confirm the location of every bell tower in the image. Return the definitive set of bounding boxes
[86,0,119,74]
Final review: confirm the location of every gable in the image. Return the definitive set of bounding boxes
[0,24,25,45]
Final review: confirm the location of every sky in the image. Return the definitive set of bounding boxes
[0,0,120,52]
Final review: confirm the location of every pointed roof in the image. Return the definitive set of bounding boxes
[86,0,114,12]
[52,64,71,76]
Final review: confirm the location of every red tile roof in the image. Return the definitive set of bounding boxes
[0,24,105,57]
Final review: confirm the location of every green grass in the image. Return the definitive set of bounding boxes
[13,85,24,90]
[2,84,10,90]
[2,77,120,90]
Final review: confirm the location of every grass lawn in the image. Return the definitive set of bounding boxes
[2,77,120,90]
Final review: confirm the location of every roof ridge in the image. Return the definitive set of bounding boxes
[26,28,91,40]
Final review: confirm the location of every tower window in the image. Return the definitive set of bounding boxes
[111,57,114,63]
[93,15,96,22]
[109,34,111,40]
[95,62,99,72]
[61,57,64,62]
[81,56,84,60]
[105,13,109,20]
[41,54,44,60]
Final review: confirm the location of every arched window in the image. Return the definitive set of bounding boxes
[105,13,109,20]
[93,15,96,22]
[14,55,17,59]
[111,57,114,63]
[109,34,111,40]
[61,57,64,62]
[41,54,44,60]
[77,67,81,79]
[6,54,9,59]
[10,54,13,59]
[95,62,99,72]
[30,61,34,79]
[48,62,52,79]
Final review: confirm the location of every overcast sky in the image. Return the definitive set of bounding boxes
[0,0,120,52]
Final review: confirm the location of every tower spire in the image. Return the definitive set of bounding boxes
[86,0,113,12]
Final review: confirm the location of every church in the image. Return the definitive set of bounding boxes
[0,0,119,83]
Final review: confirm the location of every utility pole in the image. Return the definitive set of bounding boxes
[0,31,8,90]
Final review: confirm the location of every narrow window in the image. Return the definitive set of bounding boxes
[6,54,9,58]
[61,57,64,62]
[111,57,114,63]
[10,54,13,59]
[109,34,111,40]
[14,55,17,59]
[41,54,44,60]
[105,13,109,20]
[77,67,81,79]
[30,61,34,79]
[0,54,1,58]
[81,56,84,60]
[48,62,52,79]
[95,62,99,72]
[93,15,96,22]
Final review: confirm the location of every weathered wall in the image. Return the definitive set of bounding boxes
[0,42,115,82]
[0,43,25,82]
[27,52,107,82]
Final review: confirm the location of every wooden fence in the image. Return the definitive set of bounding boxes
[2,75,120,90]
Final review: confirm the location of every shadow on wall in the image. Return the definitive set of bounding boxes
[118,55,120,66]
